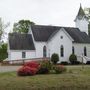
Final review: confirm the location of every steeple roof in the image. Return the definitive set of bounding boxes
[77,4,85,17]
[75,4,88,21]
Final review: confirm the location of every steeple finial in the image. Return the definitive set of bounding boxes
[80,3,81,7]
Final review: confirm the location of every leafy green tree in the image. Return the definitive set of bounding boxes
[0,43,7,62]
[88,23,90,37]
[84,8,90,36]
[84,8,90,19]
[13,20,35,33]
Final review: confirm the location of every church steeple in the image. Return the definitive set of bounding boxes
[75,4,87,20]
[77,4,85,17]
[75,4,89,35]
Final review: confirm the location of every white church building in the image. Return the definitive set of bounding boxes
[8,5,90,63]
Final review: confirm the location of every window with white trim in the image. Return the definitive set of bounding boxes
[84,47,87,56]
[72,46,75,54]
[60,45,64,57]
[43,46,47,57]
[22,52,26,58]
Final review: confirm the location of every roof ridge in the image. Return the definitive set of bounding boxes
[31,24,78,29]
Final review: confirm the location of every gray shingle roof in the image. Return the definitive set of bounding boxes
[31,25,60,41]
[64,27,90,43]
[9,33,35,50]
[31,25,90,43]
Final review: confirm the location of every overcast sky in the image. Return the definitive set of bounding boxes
[0,0,90,31]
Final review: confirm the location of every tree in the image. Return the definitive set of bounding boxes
[84,8,90,20]
[88,23,90,36]
[51,53,59,64]
[84,8,90,36]
[0,18,10,42]
[0,43,7,62]
[13,20,35,33]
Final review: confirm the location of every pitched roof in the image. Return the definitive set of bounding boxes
[31,25,90,43]
[9,33,35,50]
[31,25,60,41]
[64,27,90,43]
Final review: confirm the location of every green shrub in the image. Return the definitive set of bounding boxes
[75,61,81,65]
[86,61,90,64]
[37,60,52,74]
[51,53,59,64]
[40,60,52,70]
[60,61,69,65]
[54,65,67,74]
[69,54,77,64]
[37,67,49,74]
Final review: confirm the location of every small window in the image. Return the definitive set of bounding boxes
[60,45,64,57]
[84,47,87,56]
[22,52,26,58]
[60,36,63,39]
[43,46,47,57]
[72,46,75,54]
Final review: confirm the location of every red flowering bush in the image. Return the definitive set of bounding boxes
[29,67,38,75]
[17,60,67,76]
[54,65,67,74]
[24,61,40,69]
[17,66,38,76]
[18,61,39,76]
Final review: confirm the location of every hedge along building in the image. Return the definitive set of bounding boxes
[8,5,90,63]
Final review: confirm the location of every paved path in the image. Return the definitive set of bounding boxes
[0,65,89,73]
[0,66,21,73]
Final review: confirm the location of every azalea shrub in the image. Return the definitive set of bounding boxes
[54,65,67,74]
[24,61,40,69]
[17,66,37,76]
[17,60,67,76]
[40,60,52,70]
[18,61,39,76]
[37,60,51,74]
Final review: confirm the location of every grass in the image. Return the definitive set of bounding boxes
[0,65,90,90]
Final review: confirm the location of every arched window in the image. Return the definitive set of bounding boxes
[72,46,75,54]
[61,45,64,57]
[43,46,47,57]
[84,47,87,56]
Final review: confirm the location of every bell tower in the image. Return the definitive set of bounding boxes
[74,4,89,34]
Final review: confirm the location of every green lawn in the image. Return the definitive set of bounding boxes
[0,65,90,90]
